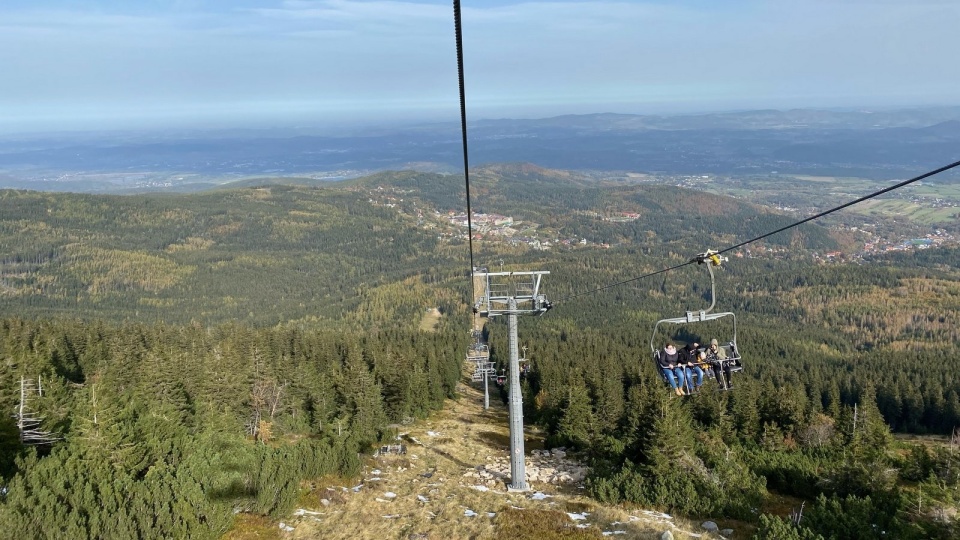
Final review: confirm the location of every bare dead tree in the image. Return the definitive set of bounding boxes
[15,376,60,445]
[244,348,289,443]
[790,501,805,526]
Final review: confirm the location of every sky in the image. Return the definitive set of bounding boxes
[1,0,959,133]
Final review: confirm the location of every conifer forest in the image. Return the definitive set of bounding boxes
[1,170,959,539]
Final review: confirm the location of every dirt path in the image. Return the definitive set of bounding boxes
[282,380,725,540]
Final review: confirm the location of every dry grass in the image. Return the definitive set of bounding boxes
[418,308,442,332]
[278,382,732,540]
[494,507,603,539]
[222,514,282,540]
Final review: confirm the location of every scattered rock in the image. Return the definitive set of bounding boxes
[720,529,734,537]
[464,509,478,517]
[417,495,429,502]
[384,492,397,499]
[278,522,295,532]
[566,512,589,521]
[660,531,674,540]
[701,521,719,532]
[319,498,330,507]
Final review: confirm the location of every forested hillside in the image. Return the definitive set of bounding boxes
[1,169,958,538]
[0,168,838,325]
[0,320,462,538]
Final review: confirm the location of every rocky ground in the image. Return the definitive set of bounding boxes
[275,381,741,540]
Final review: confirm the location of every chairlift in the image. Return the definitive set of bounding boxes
[649,250,743,394]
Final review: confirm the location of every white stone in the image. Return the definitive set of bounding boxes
[660,532,674,540]
[701,521,719,532]
[641,510,673,520]
[720,529,734,537]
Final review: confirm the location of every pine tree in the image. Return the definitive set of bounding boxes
[554,383,595,449]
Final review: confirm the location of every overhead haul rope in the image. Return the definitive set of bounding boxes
[557,158,960,304]
[453,0,477,304]
[714,158,960,257]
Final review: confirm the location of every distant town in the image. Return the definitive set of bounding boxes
[361,184,958,260]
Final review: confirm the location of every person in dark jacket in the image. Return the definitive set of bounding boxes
[679,342,704,391]
[657,343,686,396]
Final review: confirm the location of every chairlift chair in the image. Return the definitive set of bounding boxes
[649,251,743,393]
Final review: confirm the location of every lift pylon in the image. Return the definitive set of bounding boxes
[467,341,495,410]
[472,269,550,492]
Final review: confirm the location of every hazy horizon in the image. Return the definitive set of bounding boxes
[4,102,960,140]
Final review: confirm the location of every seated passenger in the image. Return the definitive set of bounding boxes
[679,342,704,392]
[657,343,686,396]
[706,338,733,390]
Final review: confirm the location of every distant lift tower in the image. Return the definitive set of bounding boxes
[473,268,551,491]
[467,341,495,410]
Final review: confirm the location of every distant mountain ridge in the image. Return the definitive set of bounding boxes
[472,106,960,132]
[2,106,960,193]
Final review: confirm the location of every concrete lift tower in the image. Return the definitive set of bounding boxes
[473,268,551,491]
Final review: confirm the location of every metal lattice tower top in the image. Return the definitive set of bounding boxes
[473,269,552,317]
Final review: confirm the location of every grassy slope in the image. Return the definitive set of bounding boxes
[271,381,722,540]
